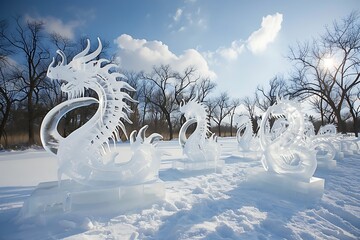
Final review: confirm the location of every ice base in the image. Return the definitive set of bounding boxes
[317,158,337,169]
[18,179,165,219]
[232,150,261,159]
[172,159,224,173]
[335,152,344,160]
[247,171,324,201]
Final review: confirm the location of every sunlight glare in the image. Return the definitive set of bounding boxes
[322,57,335,70]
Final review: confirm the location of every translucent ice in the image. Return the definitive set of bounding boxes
[41,38,163,187]
[258,99,317,182]
[176,96,223,171]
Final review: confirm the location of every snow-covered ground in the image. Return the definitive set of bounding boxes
[0,137,359,239]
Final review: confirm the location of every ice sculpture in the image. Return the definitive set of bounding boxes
[318,124,360,156]
[318,124,337,135]
[19,38,165,219]
[252,99,324,199]
[305,122,337,169]
[173,96,223,172]
[233,115,261,159]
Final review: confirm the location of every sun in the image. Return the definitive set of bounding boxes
[322,57,335,70]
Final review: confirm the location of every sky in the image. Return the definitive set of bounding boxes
[1,0,359,100]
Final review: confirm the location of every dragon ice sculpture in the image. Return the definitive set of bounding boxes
[259,99,317,181]
[41,38,163,186]
[318,124,337,135]
[304,122,337,163]
[178,96,220,163]
[236,115,260,152]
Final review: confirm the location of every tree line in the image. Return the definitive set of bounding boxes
[0,12,359,148]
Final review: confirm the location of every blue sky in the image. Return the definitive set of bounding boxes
[1,0,359,99]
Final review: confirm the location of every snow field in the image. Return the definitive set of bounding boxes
[0,137,359,239]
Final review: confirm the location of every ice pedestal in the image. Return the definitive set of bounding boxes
[317,158,337,169]
[19,179,165,219]
[316,155,337,169]
[172,158,224,173]
[232,150,261,159]
[335,151,344,160]
[247,171,324,200]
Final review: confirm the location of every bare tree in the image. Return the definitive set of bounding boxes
[288,11,360,134]
[208,92,235,137]
[141,65,200,139]
[0,57,26,145]
[228,98,241,136]
[345,86,360,136]
[122,71,142,130]
[241,95,259,133]
[255,75,288,112]
[0,17,50,145]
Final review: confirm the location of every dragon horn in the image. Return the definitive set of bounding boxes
[73,39,91,60]
[49,57,55,68]
[130,130,137,144]
[56,50,67,65]
[138,125,148,142]
[81,37,102,63]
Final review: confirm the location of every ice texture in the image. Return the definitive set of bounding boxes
[258,99,318,182]
[174,96,222,171]
[233,115,261,159]
[21,39,165,219]
[41,38,163,187]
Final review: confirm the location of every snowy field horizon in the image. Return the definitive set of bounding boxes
[0,137,359,239]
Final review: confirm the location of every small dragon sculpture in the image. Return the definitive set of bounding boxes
[258,99,317,181]
[178,96,220,164]
[236,115,260,152]
[41,38,162,186]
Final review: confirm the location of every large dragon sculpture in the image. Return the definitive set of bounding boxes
[41,38,162,187]
[258,99,317,181]
[178,96,220,165]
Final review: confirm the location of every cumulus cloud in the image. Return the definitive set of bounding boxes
[217,40,245,61]
[247,13,283,54]
[114,34,216,78]
[205,13,282,62]
[25,15,82,39]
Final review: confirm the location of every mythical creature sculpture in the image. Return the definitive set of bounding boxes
[236,115,260,152]
[178,96,220,164]
[236,115,254,151]
[304,121,337,165]
[318,124,337,135]
[259,99,317,181]
[41,38,163,186]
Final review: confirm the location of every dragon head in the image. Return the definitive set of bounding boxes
[179,99,197,120]
[47,38,103,98]
[179,93,208,120]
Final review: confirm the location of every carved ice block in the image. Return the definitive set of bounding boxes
[248,172,324,200]
[232,150,261,159]
[335,151,344,160]
[316,155,337,169]
[172,159,225,173]
[18,180,165,219]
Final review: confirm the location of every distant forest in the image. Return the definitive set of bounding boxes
[0,12,359,149]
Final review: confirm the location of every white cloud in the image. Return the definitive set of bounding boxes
[114,34,216,78]
[25,15,82,39]
[205,13,283,63]
[218,40,245,61]
[247,13,283,54]
[173,8,183,21]
[169,5,206,33]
